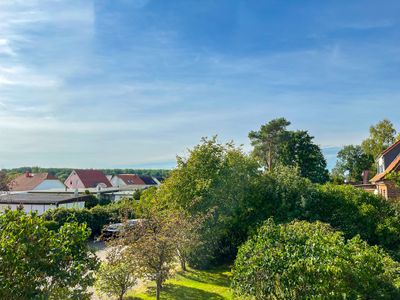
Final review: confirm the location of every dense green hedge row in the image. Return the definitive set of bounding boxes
[42,199,136,237]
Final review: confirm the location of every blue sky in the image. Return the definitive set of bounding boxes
[0,0,399,170]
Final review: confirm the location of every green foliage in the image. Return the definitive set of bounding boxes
[0,209,99,299]
[279,130,329,183]
[253,168,400,258]
[249,118,328,183]
[42,199,136,237]
[95,247,138,300]
[361,119,399,159]
[309,184,400,257]
[154,137,261,268]
[232,220,400,299]
[332,145,374,182]
[120,207,183,300]
[84,194,99,209]
[249,117,291,171]
[132,188,143,200]
[0,170,9,191]
[387,171,400,188]
[140,138,400,269]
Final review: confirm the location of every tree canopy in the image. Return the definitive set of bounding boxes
[232,220,400,299]
[249,118,328,183]
[361,119,399,160]
[0,209,98,299]
[332,145,374,182]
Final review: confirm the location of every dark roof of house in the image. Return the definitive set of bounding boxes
[380,140,400,158]
[118,174,145,185]
[71,169,112,188]
[9,173,62,191]
[0,193,90,205]
[138,175,157,185]
[371,154,400,183]
[154,176,165,182]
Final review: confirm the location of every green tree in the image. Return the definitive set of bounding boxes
[249,119,328,183]
[95,247,138,300]
[232,219,400,300]
[155,137,262,267]
[0,170,9,191]
[121,208,178,300]
[279,130,329,183]
[332,145,374,182]
[249,117,291,171]
[361,119,399,159]
[0,209,99,299]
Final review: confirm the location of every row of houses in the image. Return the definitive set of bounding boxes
[0,169,163,215]
[7,169,161,192]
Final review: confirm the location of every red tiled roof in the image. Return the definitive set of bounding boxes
[74,169,112,188]
[118,174,145,185]
[9,173,61,191]
[371,155,400,183]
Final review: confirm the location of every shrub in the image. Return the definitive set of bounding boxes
[42,199,137,237]
[0,209,98,299]
[232,219,400,299]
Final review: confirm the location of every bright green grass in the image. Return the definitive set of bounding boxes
[126,266,233,300]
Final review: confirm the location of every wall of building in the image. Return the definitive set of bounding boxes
[59,202,85,209]
[0,201,85,215]
[64,172,85,189]
[0,203,56,215]
[110,176,127,187]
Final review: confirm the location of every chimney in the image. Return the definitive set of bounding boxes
[362,170,370,185]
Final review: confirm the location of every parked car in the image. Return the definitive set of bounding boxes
[101,219,144,240]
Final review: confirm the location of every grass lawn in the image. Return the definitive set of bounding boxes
[126,266,233,300]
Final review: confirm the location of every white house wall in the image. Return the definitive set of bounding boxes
[0,202,84,215]
[110,176,127,187]
[59,202,84,209]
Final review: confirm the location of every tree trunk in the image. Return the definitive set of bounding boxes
[156,279,161,300]
[180,258,187,271]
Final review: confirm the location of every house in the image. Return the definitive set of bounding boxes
[370,140,400,200]
[64,169,112,190]
[110,174,160,188]
[0,193,90,215]
[8,172,65,192]
[110,174,146,188]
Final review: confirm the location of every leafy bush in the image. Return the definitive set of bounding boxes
[84,194,99,209]
[253,168,400,259]
[0,209,98,299]
[232,219,400,299]
[42,199,137,237]
[307,184,400,258]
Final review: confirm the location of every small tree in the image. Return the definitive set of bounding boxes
[95,247,137,300]
[120,209,178,300]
